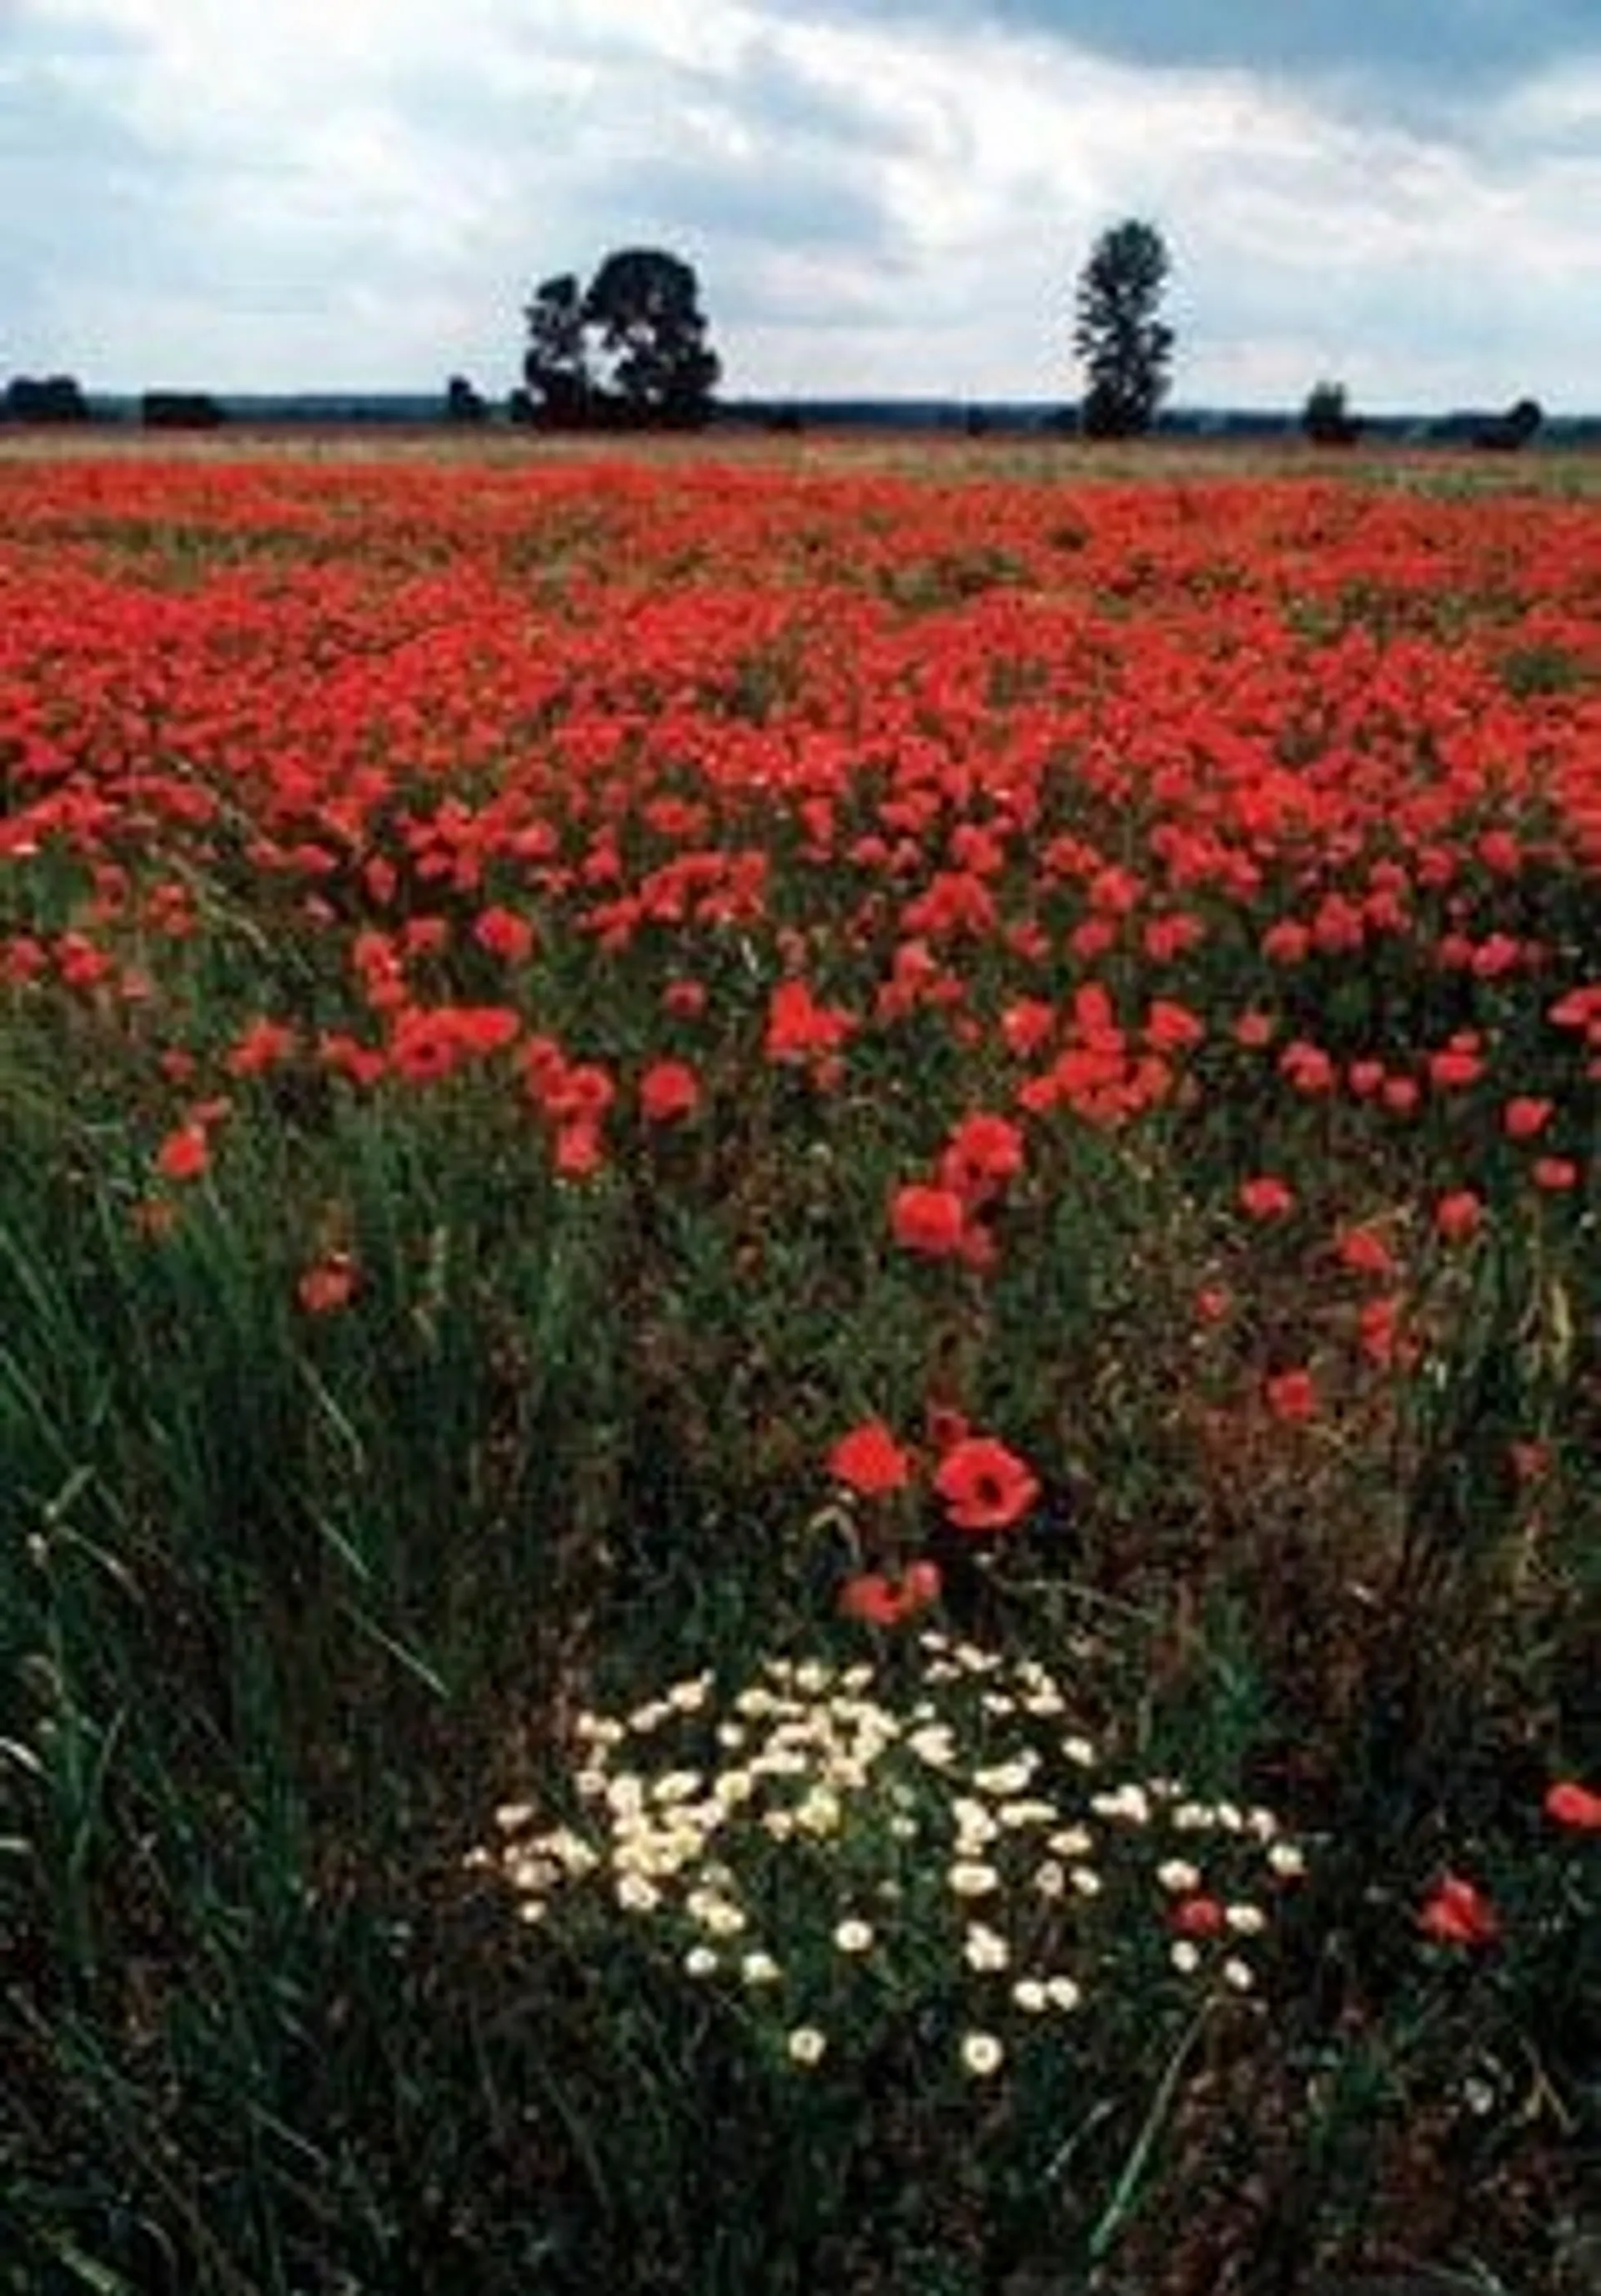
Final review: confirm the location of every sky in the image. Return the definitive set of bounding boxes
[3,0,1600,410]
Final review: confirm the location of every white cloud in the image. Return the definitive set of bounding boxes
[3,0,1598,406]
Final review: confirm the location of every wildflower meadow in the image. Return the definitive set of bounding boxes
[1,437,1597,2292]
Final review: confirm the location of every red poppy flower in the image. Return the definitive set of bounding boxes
[1434,1190,1484,1243]
[388,1011,462,1085]
[319,1033,386,1089]
[1503,1097,1553,1142]
[1143,912,1205,963]
[1470,933,1520,980]
[956,1220,998,1275]
[1549,987,1601,1030]
[298,1256,358,1314]
[1532,1158,1578,1192]
[1358,1296,1416,1371]
[553,1120,604,1178]
[544,1063,615,1124]
[889,1183,967,1258]
[1261,919,1310,965]
[1335,1226,1395,1279]
[934,1435,1040,1533]
[829,1419,913,1498]
[1265,1368,1317,1423]
[638,1058,700,1123]
[1428,1046,1484,1091]
[1418,1872,1500,1947]
[765,977,854,1063]
[226,1017,297,1078]
[1170,1893,1227,1939]
[940,1112,1024,1204]
[1239,1174,1294,1221]
[1144,997,1204,1052]
[1070,916,1117,961]
[473,906,535,962]
[1000,998,1055,1058]
[1478,829,1521,874]
[1544,1781,1601,1831]
[1279,1041,1336,1095]
[156,1125,210,1182]
[838,1560,941,1626]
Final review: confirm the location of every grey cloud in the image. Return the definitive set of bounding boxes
[581,146,900,262]
[0,7,147,67]
[730,34,940,165]
[499,31,920,314]
[0,43,186,344]
[804,0,1600,108]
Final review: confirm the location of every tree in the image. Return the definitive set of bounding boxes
[521,249,721,430]
[142,390,224,430]
[523,273,593,425]
[1072,219,1174,440]
[1474,396,1543,451]
[444,374,488,424]
[581,248,720,427]
[1302,379,1361,446]
[4,374,91,424]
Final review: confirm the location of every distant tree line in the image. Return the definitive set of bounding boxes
[0,222,1554,454]
[141,390,225,430]
[1301,378,1543,452]
[3,374,91,424]
[0,378,226,428]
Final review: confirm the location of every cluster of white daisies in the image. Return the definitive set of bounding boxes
[467,1634,1307,2081]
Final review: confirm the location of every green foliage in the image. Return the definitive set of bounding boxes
[1,451,1596,2291]
[1072,219,1176,439]
[1303,379,1362,446]
[524,249,720,429]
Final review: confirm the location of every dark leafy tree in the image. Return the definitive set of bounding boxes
[581,248,720,427]
[520,249,721,430]
[1072,219,1174,439]
[142,390,223,430]
[1474,396,1543,451]
[1302,379,1362,446]
[444,374,488,424]
[523,273,594,425]
[4,374,90,424]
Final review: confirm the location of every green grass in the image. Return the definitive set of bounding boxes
[1,439,1597,2292]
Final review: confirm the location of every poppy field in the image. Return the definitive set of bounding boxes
[1,440,1598,2292]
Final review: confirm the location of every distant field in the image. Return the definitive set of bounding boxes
[1,444,1596,2293]
[3,417,1601,492]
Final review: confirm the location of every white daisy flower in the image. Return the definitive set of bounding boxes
[961,2032,1005,2077]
